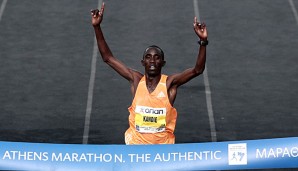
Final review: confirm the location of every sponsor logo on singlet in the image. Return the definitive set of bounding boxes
[157,91,166,98]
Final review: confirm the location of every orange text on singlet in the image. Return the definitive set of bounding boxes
[125,75,177,144]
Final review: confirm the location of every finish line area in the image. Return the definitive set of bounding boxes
[1,1,298,171]
[1,137,298,170]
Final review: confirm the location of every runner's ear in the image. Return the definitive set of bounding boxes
[141,59,145,66]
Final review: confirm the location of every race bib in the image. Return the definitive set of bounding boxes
[134,105,166,133]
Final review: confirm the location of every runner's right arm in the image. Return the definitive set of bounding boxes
[91,3,141,83]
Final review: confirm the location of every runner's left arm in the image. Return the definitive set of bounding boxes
[169,17,208,87]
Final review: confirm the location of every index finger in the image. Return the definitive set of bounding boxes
[100,2,105,14]
[193,16,201,27]
[194,16,197,24]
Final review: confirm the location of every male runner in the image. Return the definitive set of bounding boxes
[91,3,208,144]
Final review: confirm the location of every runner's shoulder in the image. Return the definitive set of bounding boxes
[129,68,143,83]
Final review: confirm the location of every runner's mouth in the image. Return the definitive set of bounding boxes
[149,65,156,70]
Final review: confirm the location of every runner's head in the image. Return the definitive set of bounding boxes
[142,45,166,76]
[143,45,164,60]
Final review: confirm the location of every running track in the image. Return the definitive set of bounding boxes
[1,0,298,163]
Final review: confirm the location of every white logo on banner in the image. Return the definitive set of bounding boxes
[228,143,247,165]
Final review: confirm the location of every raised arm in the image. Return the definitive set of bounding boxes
[91,3,139,82]
[168,17,208,87]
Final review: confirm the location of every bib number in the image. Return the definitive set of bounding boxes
[134,106,166,133]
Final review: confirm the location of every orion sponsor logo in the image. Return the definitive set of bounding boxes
[136,106,166,115]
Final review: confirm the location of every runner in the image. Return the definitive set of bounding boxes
[91,3,208,144]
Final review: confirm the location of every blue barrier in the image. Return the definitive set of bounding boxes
[0,137,297,170]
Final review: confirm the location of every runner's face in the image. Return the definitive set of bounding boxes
[142,48,165,76]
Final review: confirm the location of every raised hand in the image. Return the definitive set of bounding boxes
[193,17,208,40]
[91,2,105,27]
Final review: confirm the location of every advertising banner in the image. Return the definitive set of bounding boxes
[0,137,297,170]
